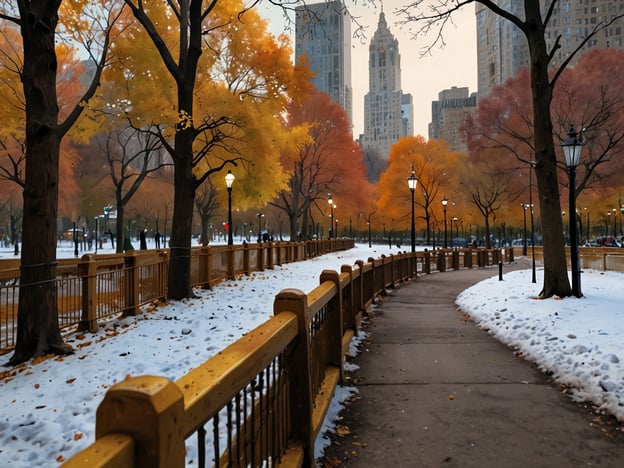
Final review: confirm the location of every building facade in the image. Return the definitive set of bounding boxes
[359,11,413,159]
[476,0,624,97]
[295,0,353,128]
[428,86,477,153]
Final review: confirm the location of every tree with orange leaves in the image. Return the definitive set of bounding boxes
[377,136,459,245]
[271,89,374,240]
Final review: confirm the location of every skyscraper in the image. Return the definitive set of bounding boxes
[359,11,413,160]
[295,0,353,128]
[429,87,477,153]
[476,1,624,98]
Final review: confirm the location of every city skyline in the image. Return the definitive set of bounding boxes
[262,1,478,138]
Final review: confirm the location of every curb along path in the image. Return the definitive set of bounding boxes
[321,260,624,467]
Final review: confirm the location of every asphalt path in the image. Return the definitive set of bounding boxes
[320,259,624,467]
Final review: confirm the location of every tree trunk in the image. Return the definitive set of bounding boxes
[115,202,125,254]
[526,5,573,298]
[484,214,492,249]
[167,130,196,300]
[200,212,209,245]
[10,2,71,365]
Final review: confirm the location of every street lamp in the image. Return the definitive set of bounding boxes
[584,207,590,243]
[562,125,583,298]
[612,208,617,238]
[328,194,334,239]
[73,221,79,257]
[225,170,235,245]
[528,161,537,283]
[95,217,99,254]
[452,217,458,247]
[256,212,264,242]
[521,204,528,256]
[441,196,448,249]
[407,171,417,252]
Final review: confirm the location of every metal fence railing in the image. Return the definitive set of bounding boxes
[62,247,506,468]
[0,239,354,355]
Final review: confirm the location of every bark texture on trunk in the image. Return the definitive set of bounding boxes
[10,1,71,365]
[526,2,573,298]
[167,130,196,300]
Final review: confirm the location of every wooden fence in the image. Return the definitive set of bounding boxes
[530,246,624,272]
[61,247,507,468]
[0,239,354,354]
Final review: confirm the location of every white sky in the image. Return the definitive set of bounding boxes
[2,242,624,466]
[261,1,478,137]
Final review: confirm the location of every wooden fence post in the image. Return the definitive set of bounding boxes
[227,245,235,280]
[257,243,264,272]
[243,242,250,274]
[79,255,98,332]
[437,251,446,272]
[452,250,460,270]
[319,269,346,381]
[273,289,315,468]
[123,251,139,316]
[95,376,185,468]
[267,242,274,269]
[198,246,210,289]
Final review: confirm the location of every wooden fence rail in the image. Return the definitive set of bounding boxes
[0,239,354,354]
[62,247,507,468]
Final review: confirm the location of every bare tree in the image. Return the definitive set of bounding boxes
[398,0,624,297]
[98,125,169,252]
[195,182,220,246]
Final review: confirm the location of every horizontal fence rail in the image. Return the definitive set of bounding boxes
[0,239,354,355]
[62,247,509,468]
[528,246,624,272]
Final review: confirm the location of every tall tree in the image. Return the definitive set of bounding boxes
[464,50,624,211]
[399,0,624,297]
[195,181,219,245]
[377,136,458,244]
[96,125,169,252]
[1,1,121,365]
[457,155,510,249]
[271,90,372,240]
[118,0,311,298]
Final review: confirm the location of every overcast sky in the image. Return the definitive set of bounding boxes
[261,1,478,138]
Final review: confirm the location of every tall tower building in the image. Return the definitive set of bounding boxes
[295,0,353,128]
[359,11,413,159]
[476,1,624,98]
[429,87,477,153]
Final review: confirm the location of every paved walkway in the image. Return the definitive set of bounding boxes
[320,259,624,467]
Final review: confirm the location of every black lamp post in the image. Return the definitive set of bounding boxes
[441,196,448,249]
[521,204,528,256]
[225,170,235,245]
[620,201,624,237]
[328,194,334,239]
[612,208,617,238]
[256,212,264,243]
[529,161,536,283]
[452,217,458,247]
[562,125,583,298]
[73,221,79,257]
[408,171,417,252]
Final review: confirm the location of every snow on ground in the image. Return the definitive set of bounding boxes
[1,243,624,466]
[456,267,624,421]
